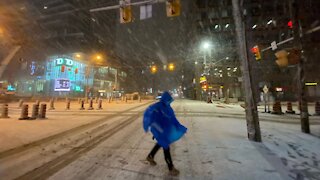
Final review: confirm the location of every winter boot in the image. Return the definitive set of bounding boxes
[169,167,180,176]
[146,156,157,166]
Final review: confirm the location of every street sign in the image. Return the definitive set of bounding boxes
[271,41,277,50]
[140,4,152,20]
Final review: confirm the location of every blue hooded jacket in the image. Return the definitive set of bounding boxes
[143,91,187,149]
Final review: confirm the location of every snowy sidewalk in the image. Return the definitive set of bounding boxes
[0,100,152,153]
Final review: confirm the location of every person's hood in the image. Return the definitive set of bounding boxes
[160,91,173,105]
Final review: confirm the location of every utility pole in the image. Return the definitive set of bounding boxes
[195,61,202,100]
[232,0,261,142]
[291,0,310,133]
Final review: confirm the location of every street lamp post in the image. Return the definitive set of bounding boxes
[198,41,212,101]
[201,41,211,65]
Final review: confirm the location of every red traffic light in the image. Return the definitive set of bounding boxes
[288,20,293,29]
[251,47,258,53]
[251,45,261,60]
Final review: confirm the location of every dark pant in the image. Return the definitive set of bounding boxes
[148,143,174,170]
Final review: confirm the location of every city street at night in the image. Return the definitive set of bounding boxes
[1,0,320,179]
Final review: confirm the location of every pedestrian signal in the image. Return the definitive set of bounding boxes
[275,50,288,67]
[275,49,301,67]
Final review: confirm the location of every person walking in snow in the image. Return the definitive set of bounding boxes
[143,91,187,176]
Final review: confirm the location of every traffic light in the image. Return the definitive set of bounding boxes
[168,63,175,71]
[288,20,293,29]
[166,0,181,17]
[251,45,261,61]
[151,65,157,74]
[120,0,132,23]
[275,50,288,67]
[61,65,65,72]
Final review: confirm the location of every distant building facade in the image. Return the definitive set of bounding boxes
[14,54,126,98]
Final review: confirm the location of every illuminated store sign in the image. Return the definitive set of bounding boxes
[55,58,74,66]
[30,61,36,75]
[54,79,71,91]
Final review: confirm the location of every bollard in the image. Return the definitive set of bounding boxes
[39,104,47,119]
[125,96,128,103]
[18,99,24,108]
[66,99,71,110]
[95,97,98,103]
[30,104,40,120]
[79,100,85,110]
[271,101,284,115]
[315,102,320,116]
[19,104,29,120]
[285,102,295,114]
[0,104,9,118]
[49,98,55,110]
[97,99,103,110]
[87,99,94,110]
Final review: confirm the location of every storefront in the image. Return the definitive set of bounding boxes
[10,54,127,98]
[45,56,93,97]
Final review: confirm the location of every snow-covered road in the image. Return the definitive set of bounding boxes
[1,99,319,180]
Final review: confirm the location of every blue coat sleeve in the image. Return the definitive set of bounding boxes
[143,103,161,132]
[143,106,154,132]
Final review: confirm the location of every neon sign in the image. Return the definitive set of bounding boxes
[55,58,74,66]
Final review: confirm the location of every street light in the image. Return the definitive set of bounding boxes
[74,53,81,59]
[201,41,212,65]
[151,65,157,74]
[201,41,211,50]
[96,55,102,60]
[91,54,105,65]
[168,63,175,71]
